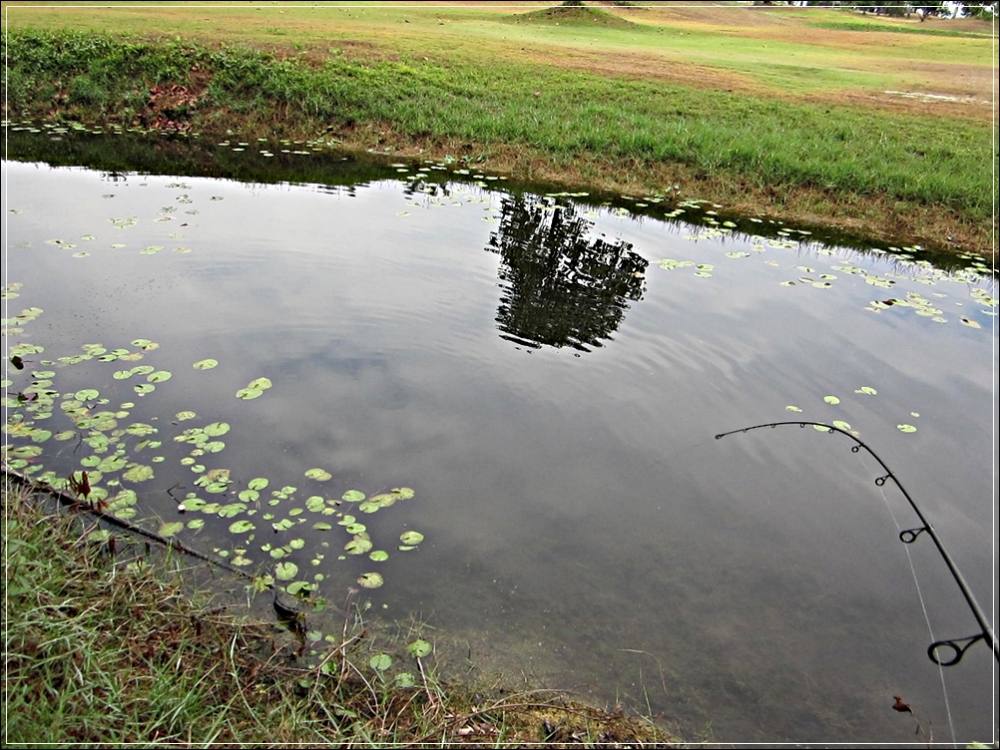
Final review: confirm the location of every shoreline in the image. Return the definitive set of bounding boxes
[3,26,993,258]
[3,475,679,746]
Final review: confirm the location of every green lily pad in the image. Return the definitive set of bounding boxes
[345,537,373,555]
[275,561,298,581]
[369,550,389,562]
[897,424,918,433]
[123,464,154,482]
[399,530,424,546]
[228,520,255,534]
[204,421,230,437]
[158,521,184,538]
[218,503,248,518]
[306,496,326,512]
[854,386,878,396]
[785,405,802,413]
[823,396,840,405]
[407,639,432,658]
[369,652,392,671]
[192,358,218,370]
[342,489,365,502]
[148,370,172,383]
[175,410,197,421]
[358,572,384,589]
[305,467,332,481]
[248,477,269,491]
[395,672,416,688]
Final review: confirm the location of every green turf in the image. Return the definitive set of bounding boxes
[4,27,992,221]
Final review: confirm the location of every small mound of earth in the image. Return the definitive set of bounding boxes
[507,4,637,29]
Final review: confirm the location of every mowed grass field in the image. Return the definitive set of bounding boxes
[3,1,997,252]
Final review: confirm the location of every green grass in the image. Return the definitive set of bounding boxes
[3,477,672,745]
[6,4,992,92]
[810,19,994,39]
[3,28,991,221]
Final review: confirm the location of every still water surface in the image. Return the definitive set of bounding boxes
[3,131,996,743]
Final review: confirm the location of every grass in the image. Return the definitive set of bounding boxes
[3,476,674,746]
[1,3,996,253]
[810,20,992,39]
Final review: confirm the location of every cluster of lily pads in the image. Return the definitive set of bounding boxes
[784,386,922,436]
[655,228,995,331]
[2,289,425,607]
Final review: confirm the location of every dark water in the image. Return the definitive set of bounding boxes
[3,128,996,744]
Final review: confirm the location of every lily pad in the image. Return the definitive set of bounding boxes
[158,521,184,538]
[357,572,384,589]
[399,530,424,546]
[369,652,392,671]
[407,639,432,658]
[192,358,218,370]
[823,396,840,406]
[395,672,416,688]
[897,424,918,433]
[204,421,230,437]
[228,520,255,534]
[306,496,326,512]
[275,561,298,581]
[123,464,154,482]
[345,537,373,555]
[305,467,332,481]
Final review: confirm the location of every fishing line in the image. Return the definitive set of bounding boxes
[859,450,957,747]
[715,420,998,668]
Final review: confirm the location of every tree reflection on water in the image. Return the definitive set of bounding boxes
[486,195,647,352]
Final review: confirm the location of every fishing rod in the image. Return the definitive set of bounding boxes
[714,420,998,667]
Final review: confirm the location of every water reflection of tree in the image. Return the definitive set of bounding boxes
[486,195,647,352]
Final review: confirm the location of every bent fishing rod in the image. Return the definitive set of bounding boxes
[715,420,998,667]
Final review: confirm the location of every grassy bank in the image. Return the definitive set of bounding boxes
[2,2,995,255]
[3,476,673,746]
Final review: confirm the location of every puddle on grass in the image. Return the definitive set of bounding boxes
[2,124,996,744]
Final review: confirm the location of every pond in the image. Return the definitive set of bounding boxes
[3,124,995,744]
